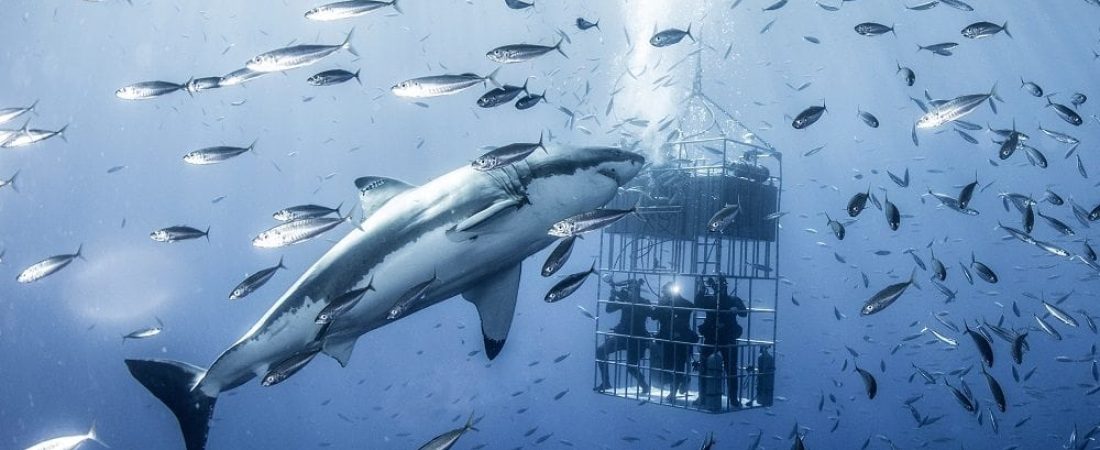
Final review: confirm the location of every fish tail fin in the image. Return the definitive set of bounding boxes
[29,99,39,115]
[204,226,211,241]
[915,44,923,53]
[247,138,258,153]
[1002,22,1011,38]
[344,206,365,232]
[621,195,648,223]
[465,411,479,432]
[342,28,359,57]
[335,201,345,217]
[686,23,695,42]
[594,20,600,30]
[890,24,896,36]
[277,256,286,270]
[354,69,362,86]
[484,67,502,88]
[909,267,922,290]
[537,131,547,153]
[125,359,217,450]
[390,0,402,14]
[8,169,19,193]
[56,124,69,143]
[554,37,568,58]
[989,82,1002,103]
[87,421,108,448]
[75,243,86,261]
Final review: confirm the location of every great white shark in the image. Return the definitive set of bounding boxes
[125,145,645,450]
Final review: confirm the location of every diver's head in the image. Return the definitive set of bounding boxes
[660,281,681,298]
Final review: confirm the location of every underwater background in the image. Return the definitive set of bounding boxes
[2,0,1100,448]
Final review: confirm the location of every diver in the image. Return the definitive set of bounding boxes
[693,276,748,409]
[595,279,653,394]
[652,281,698,403]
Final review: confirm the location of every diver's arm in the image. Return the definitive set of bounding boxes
[606,299,622,314]
[731,294,748,317]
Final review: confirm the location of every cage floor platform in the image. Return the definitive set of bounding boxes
[596,384,760,412]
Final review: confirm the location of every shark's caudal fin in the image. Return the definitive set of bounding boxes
[125,359,217,450]
[462,264,521,360]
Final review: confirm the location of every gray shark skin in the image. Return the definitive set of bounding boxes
[125,145,644,450]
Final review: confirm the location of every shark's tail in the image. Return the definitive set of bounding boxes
[125,359,217,450]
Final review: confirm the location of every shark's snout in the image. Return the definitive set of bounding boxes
[595,149,645,186]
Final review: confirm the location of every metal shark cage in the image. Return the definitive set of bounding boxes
[591,48,781,413]
[592,138,781,413]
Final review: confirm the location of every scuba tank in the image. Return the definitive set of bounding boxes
[756,347,776,407]
[699,351,724,411]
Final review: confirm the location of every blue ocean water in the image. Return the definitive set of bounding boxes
[2,0,1099,449]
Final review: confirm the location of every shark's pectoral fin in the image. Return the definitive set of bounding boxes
[445,197,522,242]
[462,264,521,360]
[354,176,415,220]
[454,198,522,233]
[444,229,478,243]
[322,337,358,368]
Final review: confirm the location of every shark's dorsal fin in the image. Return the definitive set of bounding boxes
[354,176,414,220]
[322,337,358,368]
[462,264,521,360]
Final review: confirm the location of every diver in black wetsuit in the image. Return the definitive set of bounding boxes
[694,276,748,408]
[653,282,698,402]
[595,279,653,393]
